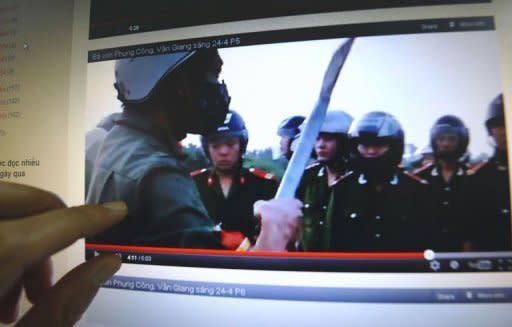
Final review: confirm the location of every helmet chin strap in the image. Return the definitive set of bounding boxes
[435,151,460,162]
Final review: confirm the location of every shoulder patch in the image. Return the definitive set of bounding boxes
[249,167,276,180]
[190,168,208,177]
[412,162,434,176]
[403,171,429,185]
[466,160,488,176]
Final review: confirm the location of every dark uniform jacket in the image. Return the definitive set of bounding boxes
[327,170,432,251]
[467,153,511,250]
[86,111,222,248]
[414,162,471,251]
[296,163,340,251]
[192,167,277,241]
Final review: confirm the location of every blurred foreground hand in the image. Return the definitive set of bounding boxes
[253,198,303,251]
[0,181,127,326]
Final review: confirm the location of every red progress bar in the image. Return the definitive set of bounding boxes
[86,243,424,260]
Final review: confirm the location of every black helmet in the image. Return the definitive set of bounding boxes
[486,93,505,133]
[277,115,305,138]
[349,111,404,176]
[430,115,469,159]
[201,110,249,156]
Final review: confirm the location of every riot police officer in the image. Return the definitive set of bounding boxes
[193,110,278,248]
[327,111,432,251]
[295,110,353,251]
[86,49,302,250]
[467,94,511,250]
[277,115,305,160]
[414,115,471,251]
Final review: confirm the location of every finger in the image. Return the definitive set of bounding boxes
[4,202,127,268]
[23,258,53,304]
[0,280,22,324]
[284,198,303,210]
[0,182,66,219]
[16,254,121,327]
[253,200,265,217]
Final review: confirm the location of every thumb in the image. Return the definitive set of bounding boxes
[16,254,121,327]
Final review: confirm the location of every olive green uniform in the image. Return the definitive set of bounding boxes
[296,163,343,251]
[86,111,222,248]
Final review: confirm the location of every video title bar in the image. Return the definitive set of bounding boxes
[88,16,494,63]
[103,275,512,303]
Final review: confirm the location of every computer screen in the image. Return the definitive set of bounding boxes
[79,1,512,325]
[3,0,512,326]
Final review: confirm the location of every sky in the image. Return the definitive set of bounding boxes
[86,30,503,158]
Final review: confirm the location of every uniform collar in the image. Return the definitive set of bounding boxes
[431,165,464,177]
[358,173,399,185]
[207,168,246,197]
[331,171,353,187]
[116,111,184,158]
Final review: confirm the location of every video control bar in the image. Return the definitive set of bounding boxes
[85,244,512,273]
[425,250,512,272]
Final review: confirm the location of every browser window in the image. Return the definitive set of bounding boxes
[2,0,511,326]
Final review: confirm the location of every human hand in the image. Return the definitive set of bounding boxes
[252,198,303,251]
[0,181,127,326]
